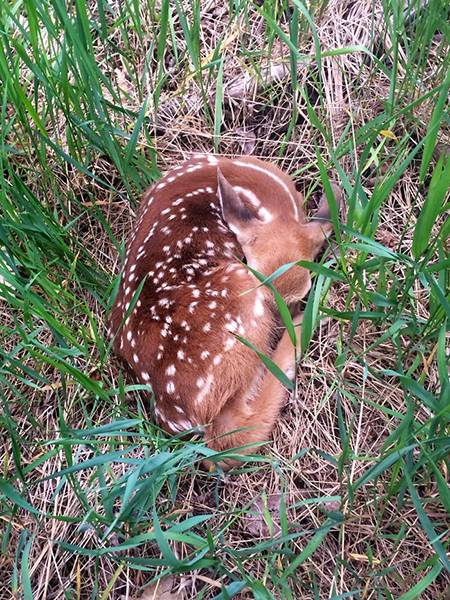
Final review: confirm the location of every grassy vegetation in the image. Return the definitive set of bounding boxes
[0,0,449,598]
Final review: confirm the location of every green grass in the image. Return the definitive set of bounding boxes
[0,0,449,598]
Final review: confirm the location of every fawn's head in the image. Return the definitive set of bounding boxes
[217,168,342,303]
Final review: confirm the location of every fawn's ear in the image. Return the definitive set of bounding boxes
[217,168,260,243]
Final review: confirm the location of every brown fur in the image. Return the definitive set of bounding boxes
[108,155,341,468]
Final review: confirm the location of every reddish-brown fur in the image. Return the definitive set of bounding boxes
[108,155,341,468]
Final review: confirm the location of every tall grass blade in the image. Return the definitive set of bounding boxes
[419,67,450,181]
[413,155,450,258]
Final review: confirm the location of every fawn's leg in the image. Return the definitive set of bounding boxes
[204,324,300,470]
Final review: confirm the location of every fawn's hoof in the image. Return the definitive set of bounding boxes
[202,456,242,473]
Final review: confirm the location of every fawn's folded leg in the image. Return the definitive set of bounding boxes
[203,324,300,471]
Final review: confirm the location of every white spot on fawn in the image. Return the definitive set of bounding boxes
[188,302,198,313]
[254,292,265,317]
[225,337,236,351]
[166,364,176,376]
[195,373,213,404]
[226,321,237,333]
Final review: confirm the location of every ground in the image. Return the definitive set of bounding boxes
[0,0,449,599]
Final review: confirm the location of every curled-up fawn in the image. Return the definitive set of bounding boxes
[109,155,342,469]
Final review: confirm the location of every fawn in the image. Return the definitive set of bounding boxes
[109,155,341,469]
